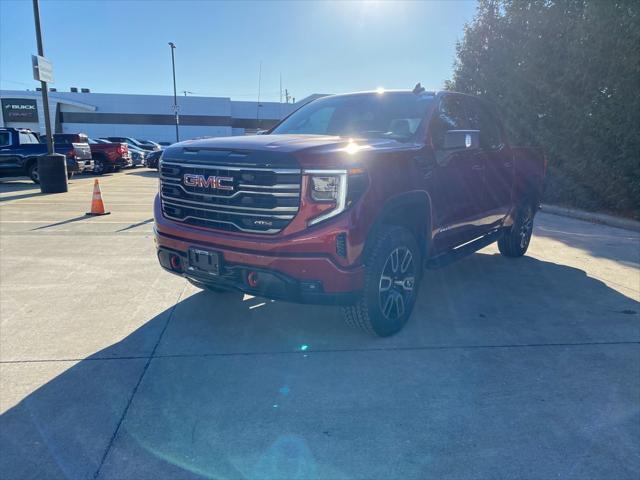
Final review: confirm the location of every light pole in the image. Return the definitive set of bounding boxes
[168,42,179,142]
[32,0,67,193]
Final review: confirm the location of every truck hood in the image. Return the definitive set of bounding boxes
[162,134,420,168]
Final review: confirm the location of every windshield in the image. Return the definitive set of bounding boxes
[272,92,434,141]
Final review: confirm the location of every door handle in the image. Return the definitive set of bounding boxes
[471,164,485,171]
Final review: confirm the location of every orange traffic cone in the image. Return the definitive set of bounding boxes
[86,179,110,216]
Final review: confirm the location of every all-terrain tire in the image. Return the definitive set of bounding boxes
[28,162,39,184]
[498,201,536,257]
[93,157,106,175]
[342,226,421,337]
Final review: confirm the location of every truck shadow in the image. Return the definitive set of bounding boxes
[0,179,43,202]
[1,253,639,479]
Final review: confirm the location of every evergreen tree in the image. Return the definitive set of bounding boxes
[449,0,639,218]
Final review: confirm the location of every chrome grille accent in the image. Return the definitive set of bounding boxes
[160,161,301,234]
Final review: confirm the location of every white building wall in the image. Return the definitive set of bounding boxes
[1,89,306,142]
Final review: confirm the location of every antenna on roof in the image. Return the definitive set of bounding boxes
[412,82,426,95]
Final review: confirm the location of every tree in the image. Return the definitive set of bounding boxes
[448,0,639,218]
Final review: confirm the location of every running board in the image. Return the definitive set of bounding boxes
[425,229,504,269]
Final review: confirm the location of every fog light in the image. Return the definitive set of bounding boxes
[170,255,182,271]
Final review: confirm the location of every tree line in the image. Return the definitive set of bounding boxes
[447,0,639,218]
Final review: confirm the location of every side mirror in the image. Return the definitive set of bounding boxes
[443,130,480,150]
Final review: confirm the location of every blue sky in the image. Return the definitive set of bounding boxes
[0,0,477,102]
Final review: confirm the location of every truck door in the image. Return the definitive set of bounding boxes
[465,98,514,228]
[425,94,487,252]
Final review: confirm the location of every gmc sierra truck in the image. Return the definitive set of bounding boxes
[154,89,546,336]
[0,128,92,183]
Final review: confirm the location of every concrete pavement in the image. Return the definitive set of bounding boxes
[0,170,638,479]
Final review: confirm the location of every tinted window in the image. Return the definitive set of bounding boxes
[272,92,433,142]
[46,136,73,145]
[430,95,467,149]
[464,98,503,149]
[284,106,336,134]
[0,132,10,146]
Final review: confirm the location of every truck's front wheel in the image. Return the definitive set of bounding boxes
[343,226,420,337]
[28,163,39,184]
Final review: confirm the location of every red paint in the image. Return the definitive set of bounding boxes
[154,90,545,301]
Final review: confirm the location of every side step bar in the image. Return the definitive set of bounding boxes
[425,229,504,269]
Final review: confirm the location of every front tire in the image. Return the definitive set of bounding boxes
[28,163,39,184]
[93,157,106,175]
[498,201,535,257]
[343,226,421,337]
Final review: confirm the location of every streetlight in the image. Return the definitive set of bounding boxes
[168,42,179,142]
[32,0,67,193]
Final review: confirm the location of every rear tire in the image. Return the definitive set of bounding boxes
[498,201,535,257]
[93,157,106,175]
[342,226,421,337]
[28,162,39,184]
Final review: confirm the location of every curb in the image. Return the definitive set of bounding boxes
[540,204,640,232]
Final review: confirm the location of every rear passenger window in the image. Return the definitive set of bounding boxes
[430,95,467,149]
[0,132,10,146]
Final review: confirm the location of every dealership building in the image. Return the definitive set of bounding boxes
[0,89,322,142]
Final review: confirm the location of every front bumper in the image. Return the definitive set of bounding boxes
[154,193,365,303]
[156,245,359,305]
[115,156,133,168]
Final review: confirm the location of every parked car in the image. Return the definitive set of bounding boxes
[136,139,163,151]
[154,88,546,337]
[87,138,131,174]
[145,149,162,170]
[99,139,145,167]
[40,133,95,174]
[0,128,92,183]
[102,136,160,152]
[126,144,147,167]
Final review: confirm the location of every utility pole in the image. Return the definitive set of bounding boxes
[168,42,179,142]
[285,89,290,104]
[279,73,283,118]
[32,0,67,193]
[256,61,262,124]
[32,0,53,156]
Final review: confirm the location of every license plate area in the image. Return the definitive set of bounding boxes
[187,248,221,276]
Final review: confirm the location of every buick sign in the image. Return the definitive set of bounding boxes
[1,99,39,123]
[183,173,234,191]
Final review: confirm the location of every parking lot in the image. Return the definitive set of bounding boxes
[0,170,638,479]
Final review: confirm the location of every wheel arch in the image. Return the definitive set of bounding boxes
[364,191,433,261]
[24,156,39,174]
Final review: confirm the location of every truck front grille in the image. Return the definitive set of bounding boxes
[160,161,301,234]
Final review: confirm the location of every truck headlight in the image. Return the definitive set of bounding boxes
[305,169,348,226]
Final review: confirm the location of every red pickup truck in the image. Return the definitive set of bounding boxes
[44,134,131,174]
[154,89,545,336]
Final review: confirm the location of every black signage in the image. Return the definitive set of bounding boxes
[2,98,39,123]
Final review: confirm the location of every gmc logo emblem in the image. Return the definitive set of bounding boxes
[183,173,234,191]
